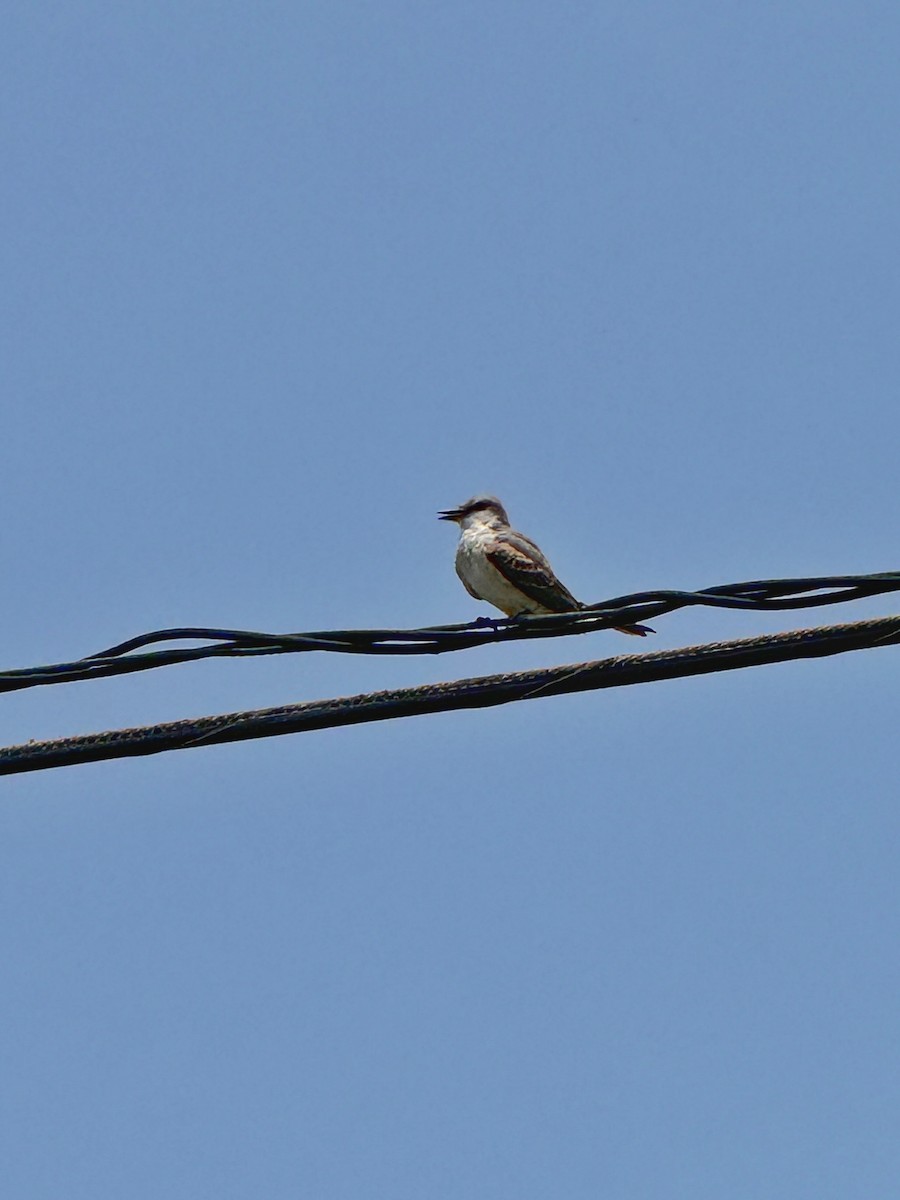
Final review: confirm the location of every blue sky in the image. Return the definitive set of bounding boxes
[3,3,900,1196]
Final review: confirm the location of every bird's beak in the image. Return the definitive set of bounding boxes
[437,506,463,522]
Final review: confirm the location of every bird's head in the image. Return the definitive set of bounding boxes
[437,495,510,528]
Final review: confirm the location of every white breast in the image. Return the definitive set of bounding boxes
[455,526,542,616]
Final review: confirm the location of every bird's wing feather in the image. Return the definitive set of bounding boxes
[486,533,581,611]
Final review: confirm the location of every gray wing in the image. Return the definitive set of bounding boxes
[486,532,581,612]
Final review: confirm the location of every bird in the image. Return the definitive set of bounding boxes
[438,494,653,636]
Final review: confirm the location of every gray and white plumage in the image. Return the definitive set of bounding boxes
[437,494,651,635]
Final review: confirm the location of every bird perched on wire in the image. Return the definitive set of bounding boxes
[438,494,653,636]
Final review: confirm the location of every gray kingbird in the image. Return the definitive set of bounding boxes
[438,494,652,635]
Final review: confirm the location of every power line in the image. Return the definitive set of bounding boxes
[1,570,899,695]
[3,614,898,776]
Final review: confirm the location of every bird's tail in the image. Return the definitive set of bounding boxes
[573,601,654,636]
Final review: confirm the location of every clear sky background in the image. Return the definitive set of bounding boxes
[3,4,900,1196]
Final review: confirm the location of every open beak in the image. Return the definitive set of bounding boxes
[437,506,463,522]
